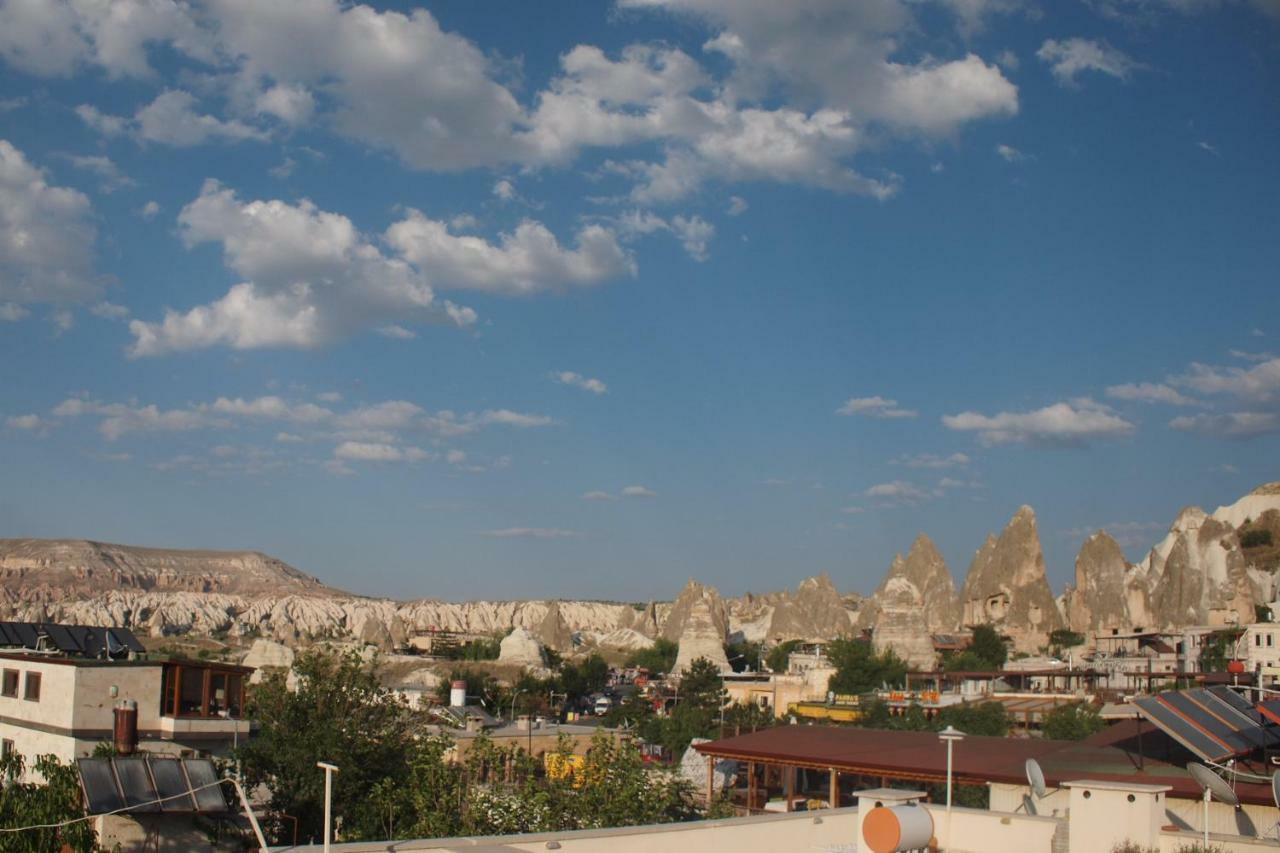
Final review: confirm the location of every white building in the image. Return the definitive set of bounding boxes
[0,622,252,778]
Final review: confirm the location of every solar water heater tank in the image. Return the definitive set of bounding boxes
[861,803,935,852]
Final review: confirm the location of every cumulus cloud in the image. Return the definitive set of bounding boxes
[0,140,100,309]
[1105,382,1200,406]
[386,211,634,296]
[996,143,1026,162]
[62,153,134,192]
[135,90,268,146]
[553,371,608,395]
[1170,412,1280,439]
[333,441,430,462]
[1173,357,1280,402]
[127,181,485,355]
[943,399,1135,447]
[482,527,579,539]
[5,414,48,431]
[582,490,616,501]
[864,480,934,506]
[52,397,215,441]
[893,452,971,469]
[837,396,918,419]
[621,485,657,498]
[1037,38,1142,86]
[727,196,748,216]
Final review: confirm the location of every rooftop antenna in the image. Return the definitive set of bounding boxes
[1019,758,1049,815]
[1189,761,1239,850]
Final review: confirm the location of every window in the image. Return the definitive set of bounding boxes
[1,670,17,698]
[1256,634,1262,647]
[1,739,13,758]
[1268,634,1274,648]
[22,672,40,702]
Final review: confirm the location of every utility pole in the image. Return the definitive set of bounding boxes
[317,762,339,853]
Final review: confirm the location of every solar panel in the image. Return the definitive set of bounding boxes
[43,624,79,653]
[1163,690,1259,754]
[183,759,228,813]
[149,759,196,812]
[76,758,126,814]
[113,758,160,813]
[1133,695,1236,762]
[1207,686,1258,716]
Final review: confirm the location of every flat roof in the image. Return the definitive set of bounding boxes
[695,721,1277,807]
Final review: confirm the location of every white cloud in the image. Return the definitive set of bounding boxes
[1229,349,1273,363]
[128,181,475,356]
[5,414,47,431]
[0,302,29,321]
[943,398,1135,447]
[276,431,304,443]
[482,527,580,539]
[1105,382,1200,406]
[209,396,333,423]
[553,371,608,395]
[864,480,933,504]
[140,200,160,219]
[316,391,342,403]
[52,397,214,441]
[377,324,416,340]
[837,396,918,419]
[90,301,129,320]
[995,143,1026,162]
[671,215,714,262]
[254,84,314,126]
[996,49,1020,70]
[621,485,657,498]
[333,441,430,462]
[0,140,100,307]
[62,154,134,192]
[135,90,268,146]
[583,490,616,501]
[1037,38,1142,86]
[727,196,748,216]
[477,410,554,429]
[1170,412,1280,439]
[1174,357,1280,402]
[74,104,127,136]
[893,452,971,469]
[493,179,516,201]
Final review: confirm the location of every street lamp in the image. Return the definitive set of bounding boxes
[510,687,526,725]
[938,724,965,845]
[316,761,339,853]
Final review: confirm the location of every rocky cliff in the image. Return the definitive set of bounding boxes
[960,507,1065,653]
[860,534,961,667]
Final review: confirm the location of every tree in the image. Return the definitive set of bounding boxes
[936,701,1009,738]
[625,638,678,675]
[967,625,1008,669]
[827,638,907,695]
[724,639,764,673]
[1199,629,1243,673]
[557,654,609,701]
[765,640,801,674]
[640,657,726,757]
[1042,702,1105,741]
[238,649,422,843]
[1048,629,1085,657]
[0,753,97,852]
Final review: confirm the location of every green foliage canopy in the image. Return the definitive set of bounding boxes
[826,639,907,695]
[1042,702,1105,741]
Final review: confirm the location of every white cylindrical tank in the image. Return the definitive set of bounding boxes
[450,680,466,707]
[861,804,935,852]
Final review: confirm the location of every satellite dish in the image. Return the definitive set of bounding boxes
[1026,759,1048,800]
[1021,794,1038,816]
[1190,762,1240,807]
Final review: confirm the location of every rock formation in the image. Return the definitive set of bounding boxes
[1142,507,1254,629]
[666,581,730,673]
[1061,532,1142,636]
[535,601,574,652]
[766,574,853,642]
[240,638,294,683]
[498,627,546,668]
[860,535,960,668]
[960,507,1064,653]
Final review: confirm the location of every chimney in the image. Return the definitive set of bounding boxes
[450,680,467,708]
[113,699,138,756]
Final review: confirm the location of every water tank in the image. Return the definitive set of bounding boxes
[862,804,935,853]
[450,680,467,708]
[113,699,138,756]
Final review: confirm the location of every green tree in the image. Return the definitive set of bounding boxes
[238,649,422,843]
[967,625,1008,669]
[557,654,609,701]
[724,639,764,673]
[1199,629,1243,673]
[937,701,1009,737]
[1042,702,1105,741]
[625,638,678,674]
[765,640,801,674]
[827,638,907,695]
[0,753,97,852]
[640,658,726,757]
[1048,629,1085,657]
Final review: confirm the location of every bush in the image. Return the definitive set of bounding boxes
[1042,702,1105,741]
[827,639,907,695]
[625,638,678,674]
[765,640,801,673]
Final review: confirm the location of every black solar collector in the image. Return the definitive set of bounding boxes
[76,756,225,815]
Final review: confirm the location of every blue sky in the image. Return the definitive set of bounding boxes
[1,0,1278,602]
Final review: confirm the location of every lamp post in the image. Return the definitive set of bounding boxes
[938,724,965,849]
[510,687,526,725]
[316,761,339,853]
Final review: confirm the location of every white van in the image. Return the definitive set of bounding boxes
[593,696,613,716]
